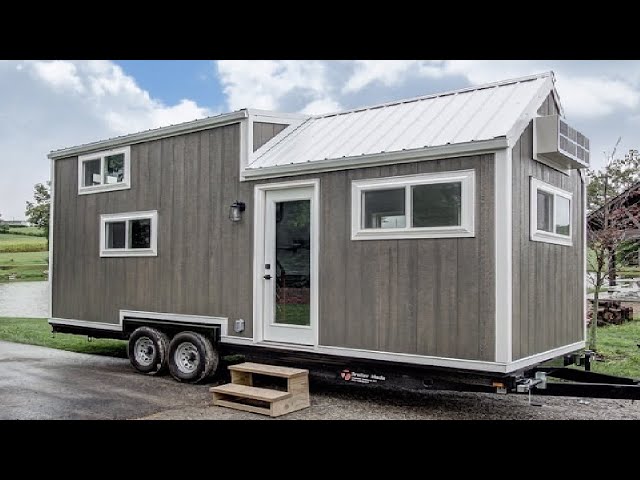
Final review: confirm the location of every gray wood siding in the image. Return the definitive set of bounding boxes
[511,119,585,360]
[253,122,288,151]
[53,124,495,360]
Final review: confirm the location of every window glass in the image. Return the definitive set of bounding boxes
[106,222,126,249]
[83,159,101,187]
[105,153,125,184]
[412,182,461,227]
[555,196,570,236]
[536,190,553,232]
[363,189,406,229]
[130,219,151,249]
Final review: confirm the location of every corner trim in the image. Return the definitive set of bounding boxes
[495,148,512,363]
[49,158,54,320]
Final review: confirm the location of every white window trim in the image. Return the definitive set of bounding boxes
[530,177,572,246]
[99,210,158,257]
[351,169,475,241]
[78,146,131,195]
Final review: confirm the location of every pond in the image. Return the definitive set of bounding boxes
[0,281,49,318]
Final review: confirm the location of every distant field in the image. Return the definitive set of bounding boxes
[6,227,45,236]
[0,233,47,253]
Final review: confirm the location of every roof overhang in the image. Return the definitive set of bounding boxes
[48,110,249,160]
[242,137,508,180]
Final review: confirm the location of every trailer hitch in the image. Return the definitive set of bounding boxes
[516,372,547,406]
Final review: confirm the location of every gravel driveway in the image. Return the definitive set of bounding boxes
[143,383,640,420]
[1,340,639,420]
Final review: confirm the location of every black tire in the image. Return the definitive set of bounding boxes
[128,326,169,375]
[167,331,219,384]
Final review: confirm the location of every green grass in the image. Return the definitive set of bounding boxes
[590,319,640,379]
[0,233,47,253]
[6,227,45,236]
[0,317,127,357]
[276,304,310,326]
[0,251,49,282]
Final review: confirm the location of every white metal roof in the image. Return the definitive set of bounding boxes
[247,72,558,173]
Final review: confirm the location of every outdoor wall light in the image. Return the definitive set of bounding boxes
[229,201,246,222]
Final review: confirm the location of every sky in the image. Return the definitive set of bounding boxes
[1,59,639,220]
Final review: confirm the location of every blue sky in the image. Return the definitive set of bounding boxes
[1,60,640,219]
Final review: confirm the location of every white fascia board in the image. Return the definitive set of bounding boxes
[245,109,309,122]
[243,138,508,180]
[48,110,248,160]
[505,75,555,148]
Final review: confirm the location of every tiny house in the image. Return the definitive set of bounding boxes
[48,72,588,384]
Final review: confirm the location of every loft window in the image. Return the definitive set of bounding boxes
[100,211,158,257]
[78,146,131,194]
[530,177,572,246]
[351,170,475,240]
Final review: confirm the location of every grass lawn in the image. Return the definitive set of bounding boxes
[0,233,47,253]
[0,317,126,357]
[276,304,310,326]
[0,251,49,282]
[590,319,640,379]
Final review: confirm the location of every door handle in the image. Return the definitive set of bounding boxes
[263,274,272,280]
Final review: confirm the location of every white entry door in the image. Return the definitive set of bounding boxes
[261,186,316,345]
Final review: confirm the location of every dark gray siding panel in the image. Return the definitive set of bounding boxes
[511,121,585,360]
[53,128,495,360]
[312,155,495,361]
[52,124,253,338]
[253,122,288,151]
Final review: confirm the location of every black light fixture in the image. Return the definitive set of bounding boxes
[229,201,246,222]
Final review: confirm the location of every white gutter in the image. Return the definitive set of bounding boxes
[48,110,249,160]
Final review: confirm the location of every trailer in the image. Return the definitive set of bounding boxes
[48,72,601,396]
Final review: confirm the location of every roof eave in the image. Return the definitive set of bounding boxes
[48,110,249,160]
[242,138,508,180]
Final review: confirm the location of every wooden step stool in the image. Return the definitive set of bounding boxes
[210,362,310,417]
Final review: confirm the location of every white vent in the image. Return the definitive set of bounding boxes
[534,115,590,170]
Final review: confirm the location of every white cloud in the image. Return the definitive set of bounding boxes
[217,60,342,113]
[343,60,418,93]
[300,98,341,115]
[555,75,640,119]
[31,60,85,94]
[0,60,212,219]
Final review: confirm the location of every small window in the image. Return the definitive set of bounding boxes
[78,146,130,194]
[530,177,572,246]
[100,211,157,257]
[351,170,475,240]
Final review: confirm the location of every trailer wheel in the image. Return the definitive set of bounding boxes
[168,331,219,384]
[128,326,169,375]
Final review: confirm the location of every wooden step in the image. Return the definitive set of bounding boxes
[210,383,291,402]
[228,362,308,379]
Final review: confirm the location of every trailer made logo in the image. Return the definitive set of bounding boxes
[340,369,386,384]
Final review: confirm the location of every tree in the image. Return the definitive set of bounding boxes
[0,212,7,233]
[587,148,640,212]
[586,143,640,351]
[25,181,51,244]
